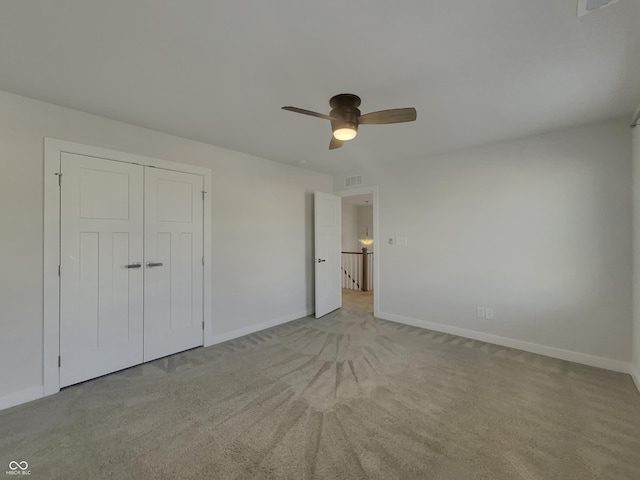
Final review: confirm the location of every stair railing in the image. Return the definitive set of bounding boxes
[341,247,373,291]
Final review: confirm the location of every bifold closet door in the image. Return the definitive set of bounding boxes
[59,154,144,387]
[143,167,204,362]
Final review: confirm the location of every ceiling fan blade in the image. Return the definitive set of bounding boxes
[282,106,333,121]
[329,137,344,150]
[358,108,417,125]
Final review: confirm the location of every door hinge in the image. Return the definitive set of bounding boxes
[202,190,206,201]
[202,256,205,266]
[58,356,61,367]
[55,172,62,186]
[202,321,205,330]
[58,265,61,277]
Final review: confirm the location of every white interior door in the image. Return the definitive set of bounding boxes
[314,191,342,318]
[144,167,204,361]
[59,153,144,387]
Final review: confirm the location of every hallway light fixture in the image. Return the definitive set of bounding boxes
[359,234,373,246]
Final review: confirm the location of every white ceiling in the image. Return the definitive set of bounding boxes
[0,1,639,176]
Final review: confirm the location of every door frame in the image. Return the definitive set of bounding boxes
[43,138,213,396]
[334,185,380,317]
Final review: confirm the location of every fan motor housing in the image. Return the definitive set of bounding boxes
[330,94,361,133]
[330,94,361,109]
[330,111,359,133]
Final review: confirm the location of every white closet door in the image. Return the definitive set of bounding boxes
[59,153,144,387]
[144,168,204,361]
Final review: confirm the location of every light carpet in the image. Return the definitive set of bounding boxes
[1,290,640,479]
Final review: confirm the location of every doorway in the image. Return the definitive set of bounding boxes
[336,186,379,317]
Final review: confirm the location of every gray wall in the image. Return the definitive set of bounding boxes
[336,119,633,364]
[0,90,333,405]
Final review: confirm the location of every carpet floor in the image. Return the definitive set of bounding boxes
[1,290,640,479]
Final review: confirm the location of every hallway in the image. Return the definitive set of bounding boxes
[341,288,373,316]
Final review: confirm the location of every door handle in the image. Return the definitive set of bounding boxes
[316,259,326,263]
[124,262,142,269]
[146,261,164,268]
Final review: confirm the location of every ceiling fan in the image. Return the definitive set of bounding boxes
[282,94,417,150]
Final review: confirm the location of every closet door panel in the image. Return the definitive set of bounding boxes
[144,168,204,361]
[59,153,144,387]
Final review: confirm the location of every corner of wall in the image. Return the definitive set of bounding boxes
[630,364,640,395]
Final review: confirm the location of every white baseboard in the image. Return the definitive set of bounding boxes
[377,311,631,373]
[630,366,640,394]
[0,385,44,412]
[206,309,313,347]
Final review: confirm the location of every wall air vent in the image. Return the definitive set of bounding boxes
[344,175,363,188]
[577,0,619,17]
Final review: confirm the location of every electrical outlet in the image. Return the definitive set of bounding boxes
[476,307,485,318]
[485,307,494,320]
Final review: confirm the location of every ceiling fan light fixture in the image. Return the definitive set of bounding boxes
[282,93,416,149]
[333,127,357,141]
